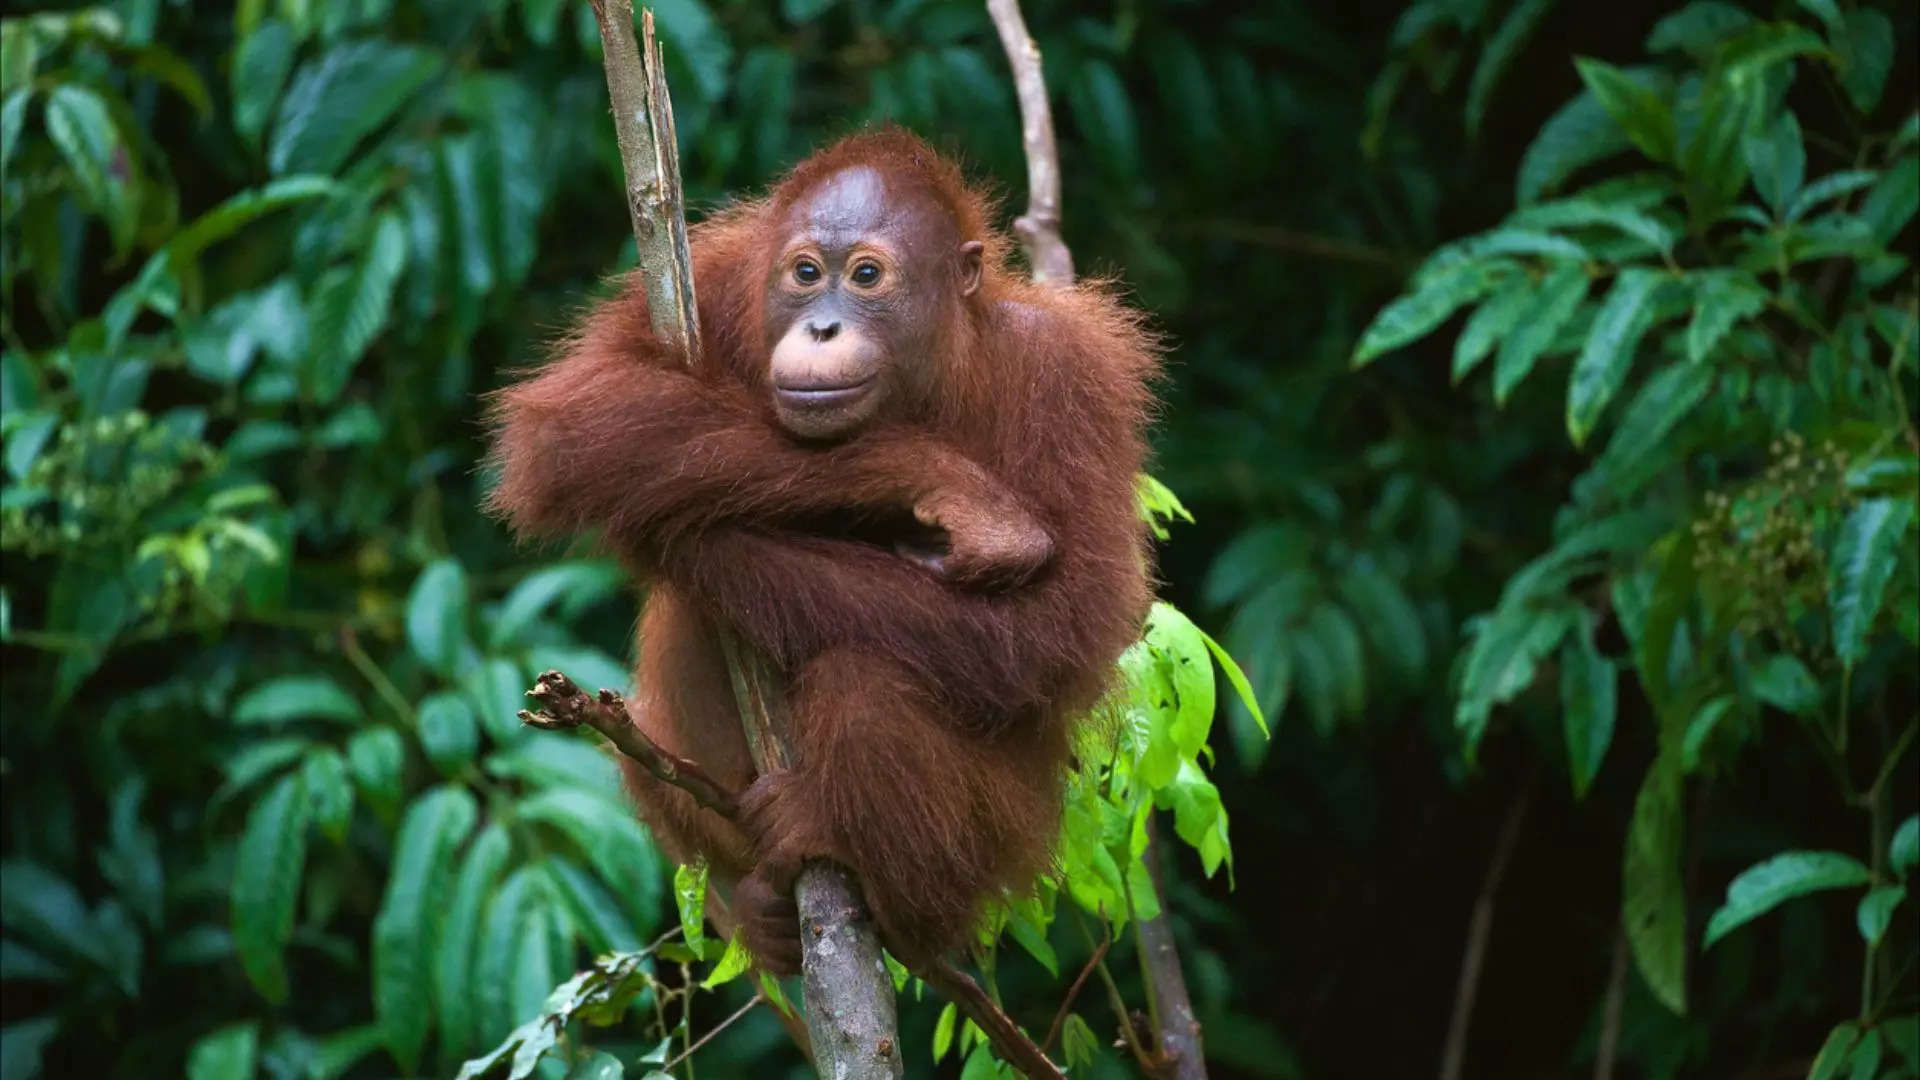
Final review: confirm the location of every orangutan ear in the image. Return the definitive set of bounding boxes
[958,241,985,296]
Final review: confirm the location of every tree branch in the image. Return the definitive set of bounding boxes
[520,670,1062,1077]
[986,0,1073,285]
[521,670,737,818]
[583,6,899,1077]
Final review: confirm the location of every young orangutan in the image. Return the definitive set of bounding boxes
[486,128,1158,971]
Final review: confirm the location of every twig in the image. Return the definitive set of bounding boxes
[923,958,1067,1080]
[1593,930,1627,1080]
[1041,936,1111,1054]
[519,670,738,818]
[985,0,1073,285]
[1438,777,1534,1080]
[664,989,765,1071]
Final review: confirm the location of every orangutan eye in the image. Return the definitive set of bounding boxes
[793,259,822,285]
[850,262,883,287]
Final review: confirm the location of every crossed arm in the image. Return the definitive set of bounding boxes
[485,343,1052,587]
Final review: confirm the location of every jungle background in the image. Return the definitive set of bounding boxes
[2,0,1917,1077]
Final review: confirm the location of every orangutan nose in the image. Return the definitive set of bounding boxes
[806,320,840,342]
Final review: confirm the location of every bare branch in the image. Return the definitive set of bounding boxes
[1041,935,1110,1055]
[584,7,901,1075]
[985,0,1073,285]
[587,0,701,365]
[520,669,738,818]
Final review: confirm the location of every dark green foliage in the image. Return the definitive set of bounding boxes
[3,0,1915,1078]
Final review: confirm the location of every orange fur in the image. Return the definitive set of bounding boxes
[486,129,1159,967]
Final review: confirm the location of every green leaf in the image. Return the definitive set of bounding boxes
[1785,169,1878,224]
[1830,497,1917,669]
[489,562,623,650]
[1509,198,1677,254]
[1068,60,1139,178]
[1575,58,1675,163]
[305,212,408,403]
[1647,2,1755,57]
[1811,1023,1863,1080]
[647,0,736,102]
[45,84,137,254]
[1585,361,1715,500]
[1337,553,1427,680]
[1197,624,1267,740]
[160,176,337,275]
[1719,22,1829,82]
[1892,815,1918,879]
[1622,756,1686,1014]
[1519,90,1635,203]
[232,675,363,726]
[0,90,27,177]
[469,656,531,745]
[1465,0,1552,140]
[436,824,509,1059]
[1750,653,1820,715]
[1494,263,1588,404]
[231,772,311,1004]
[374,785,478,1073]
[516,788,662,932]
[1703,850,1872,949]
[564,1052,626,1080]
[1567,268,1666,446]
[1453,277,1533,383]
[186,1023,258,1080]
[1352,261,1509,367]
[1681,695,1738,774]
[0,860,107,969]
[406,558,470,677]
[1861,154,1919,244]
[545,857,638,954]
[1834,8,1893,112]
[345,727,404,816]
[1857,885,1905,947]
[308,1024,387,1080]
[700,931,752,989]
[232,20,295,147]
[417,692,479,775]
[674,861,708,955]
[302,747,354,843]
[1742,111,1804,215]
[1686,270,1768,364]
[1560,617,1616,799]
[932,1001,958,1063]
[269,41,442,175]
